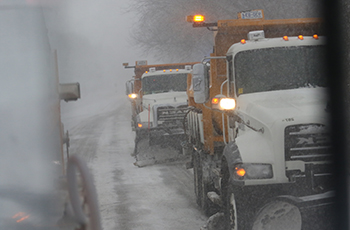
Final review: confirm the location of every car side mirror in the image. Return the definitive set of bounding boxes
[192,63,209,104]
[125,80,134,96]
[59,83,80,102]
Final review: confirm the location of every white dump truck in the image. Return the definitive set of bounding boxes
[124,62,198,157]
[186,10,334,230]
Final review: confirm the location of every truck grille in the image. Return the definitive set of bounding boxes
[156,105,188,126]
[285,124,332,162]
[285,124,334,192]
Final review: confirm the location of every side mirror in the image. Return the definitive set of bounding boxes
[125,80,134,96]
[192,63,209,104]
[59,83,80,102]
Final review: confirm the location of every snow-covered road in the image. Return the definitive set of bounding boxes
[63,97,207,230]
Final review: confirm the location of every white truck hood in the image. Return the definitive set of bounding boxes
[236,87,329,166]
[142,91,187,108]
[237,87,329,126]
[137,91,188,125]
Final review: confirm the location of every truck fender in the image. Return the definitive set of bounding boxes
[222,141,243,178]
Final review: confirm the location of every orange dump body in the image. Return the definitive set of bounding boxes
[188,15,323,154]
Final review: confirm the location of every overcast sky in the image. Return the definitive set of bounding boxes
[48,0,157,98]
[45,0,160,119]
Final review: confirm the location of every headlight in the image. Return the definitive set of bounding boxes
[211,95,236,111]
[233,163,273,180]
[128,93,138,99]
[219,98,236,110]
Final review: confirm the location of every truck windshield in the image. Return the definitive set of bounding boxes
[142,73,188,95]
[234,46,326,95]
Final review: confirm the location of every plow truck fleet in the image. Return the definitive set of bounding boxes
[185,10,334,229]
[124,61,198,165]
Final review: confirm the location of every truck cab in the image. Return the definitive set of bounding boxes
[223,32,331,189]
[136,66,191,147]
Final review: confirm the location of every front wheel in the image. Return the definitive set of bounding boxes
[226,191,238,230]
[193,151,218,216]
[252,200,302,230]
[223,184,246,230]
[200,171,218,216]
[224,183,256,230]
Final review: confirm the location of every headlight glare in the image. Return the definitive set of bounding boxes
[128,93,138,99]
[211,95,236,111]
[219,98,236,110]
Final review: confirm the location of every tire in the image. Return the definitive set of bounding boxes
[67,155,102,230]
[223,184,248,230]
[194,152,218,216]
[251,200,302,230]
[200,171,218,216]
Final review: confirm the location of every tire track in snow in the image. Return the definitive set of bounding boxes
[66,99,207,229]
[87,102,136,230]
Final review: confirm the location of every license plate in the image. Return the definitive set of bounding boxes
[240,10,263,19]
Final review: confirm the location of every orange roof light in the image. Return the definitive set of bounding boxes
[138,123,143,128]
[163,69,166,72]
[212,98,219,105]
[240,39,246,44]
[298,35,304,40]
[283,36,289,41]
[145,71,148,74]
[193,15,205,22]
[313,34,319,39]
[176,69,179,72]
[169,69,172,72]
[235,167,246,177]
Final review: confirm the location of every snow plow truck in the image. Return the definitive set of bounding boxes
[185,10,334,230]
[124,61,198,165]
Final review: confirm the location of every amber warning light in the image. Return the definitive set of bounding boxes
[193,15,205,22]
[186,15,205,23]
[235,167,246,177]
[187,14,217,28]
[211,98,219,105]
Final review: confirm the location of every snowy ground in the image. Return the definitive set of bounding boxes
[61,94,207,230]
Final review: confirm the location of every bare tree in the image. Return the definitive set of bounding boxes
[128,0,321,63]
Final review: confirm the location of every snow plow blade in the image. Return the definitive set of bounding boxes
[252,191,335,230]
[133,138,190,167]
